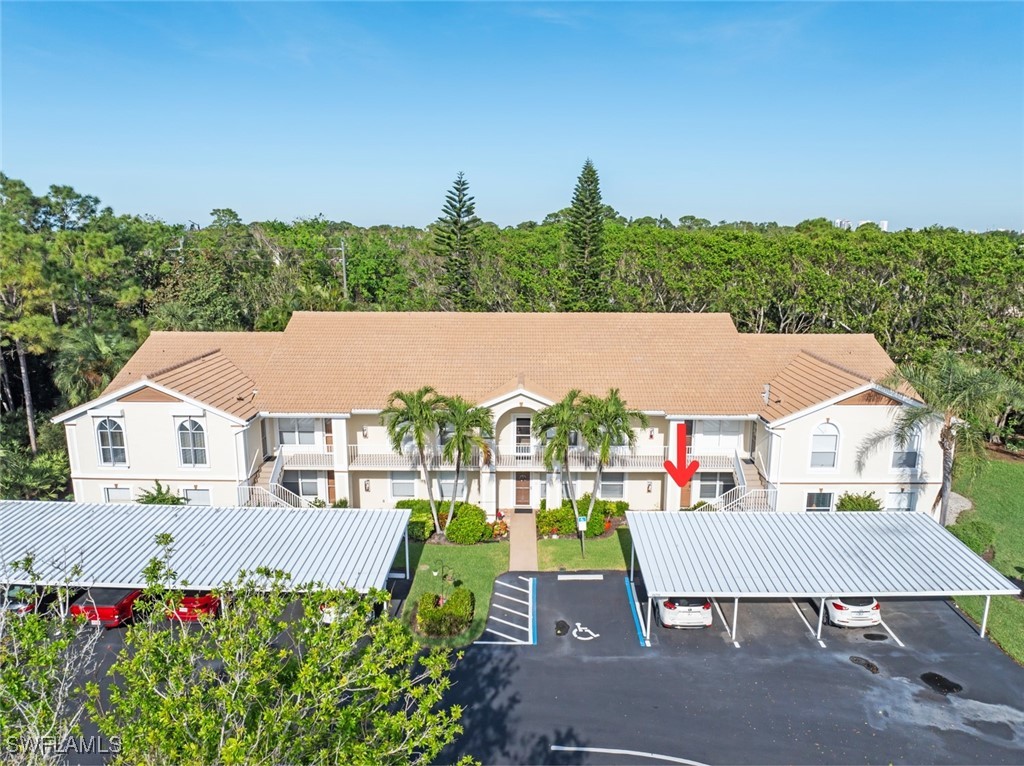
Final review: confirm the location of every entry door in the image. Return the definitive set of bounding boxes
[515,472,531,507]
[515,418,532,460]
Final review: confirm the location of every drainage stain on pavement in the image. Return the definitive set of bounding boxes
[851,656,880,674]
[863,633,888,641]
[921,672,963,695]
[555,620,569,636]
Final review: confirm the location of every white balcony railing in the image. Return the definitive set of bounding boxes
[280,443,335,470]
[347,445,483,470]
[237,483,312,508]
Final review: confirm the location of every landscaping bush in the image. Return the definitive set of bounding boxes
[398,500,448,541]
[416,587,474,636]
[490,519,509,539]
[445,504,490,545]
[681,500,710,511]
[331,497,349,508]
[836,492,882,511]
[536,504,576,536]
[948,516,996,556]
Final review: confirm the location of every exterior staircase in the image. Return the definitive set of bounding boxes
[236,455,311,508]
[254,457,276,490]
[740,458,761,489]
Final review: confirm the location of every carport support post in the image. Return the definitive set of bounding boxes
[645,598,652,640]
[732,598,739,641]
[980,595,991,638]
[404,529,410,579]
[630,544,635,582]
[816,597,825,639]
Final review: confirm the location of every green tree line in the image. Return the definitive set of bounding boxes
[2,165,1022,498]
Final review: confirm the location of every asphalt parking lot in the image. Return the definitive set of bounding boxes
[440,572,1024,765]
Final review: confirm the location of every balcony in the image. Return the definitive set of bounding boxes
[493,444,735,472]
[279,444,335,470]
[347,445,484,470]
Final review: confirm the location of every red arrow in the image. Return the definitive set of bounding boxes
[664,423,700,488]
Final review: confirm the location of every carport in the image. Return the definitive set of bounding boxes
[0,500,410,592]
[626,510,1019,644]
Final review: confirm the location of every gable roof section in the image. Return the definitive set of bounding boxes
[68,313,908,418]
[759,352,871,422]
[147,350,261,420]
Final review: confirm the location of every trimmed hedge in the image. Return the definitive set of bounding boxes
[396,500,449,541]
[416,587,474,636]
[536,494,624,538]
[445,504,490,545]
[948,515,996,556]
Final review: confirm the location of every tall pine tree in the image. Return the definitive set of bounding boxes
[565,159,606,311]
[432,172,480,310]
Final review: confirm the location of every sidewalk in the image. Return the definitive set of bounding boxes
[506,511,538,571]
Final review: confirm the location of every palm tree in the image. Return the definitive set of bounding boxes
[53,327,137,406]
[381,386,447,535]
[580,388,649,521]
[533,390,585,516]
[858,351,1024,526]
[438,396,494,536]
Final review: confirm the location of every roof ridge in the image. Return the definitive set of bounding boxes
[145,349,224,380]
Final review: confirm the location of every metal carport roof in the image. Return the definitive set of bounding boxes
[625,511,1018,644]
[626,510,1018,599]
[0,501,410,593]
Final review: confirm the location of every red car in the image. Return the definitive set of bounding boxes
[70,587,142,628]
[168,591,221,622]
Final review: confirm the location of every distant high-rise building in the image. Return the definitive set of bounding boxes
[833,219,852,230]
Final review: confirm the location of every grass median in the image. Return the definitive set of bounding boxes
[953,457,1024,664]
[538,527,632,571]
[398,539,509,648]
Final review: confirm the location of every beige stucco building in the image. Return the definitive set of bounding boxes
[55,312,942,519]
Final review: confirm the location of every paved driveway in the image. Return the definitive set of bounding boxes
[439,573,1024,765]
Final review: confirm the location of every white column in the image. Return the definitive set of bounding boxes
[548,470,562,508]
[980,595,991,638]
[479,465,497,520]
[645,598,653,640]
[816,598,825,639]
[333,418,349,471]
[732,598,739,641]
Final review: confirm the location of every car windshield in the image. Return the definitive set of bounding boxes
[5,585,34,602]
[668,597,706,607]
[841,597,875,607]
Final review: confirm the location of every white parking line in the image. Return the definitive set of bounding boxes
[550,745,709,765]
[557,574,604,581]
[496,581,530,594]
[710,599,740,648]
[878,618,905,647]
[493,603,529,619]
[484,626,527,643]
[789,598,826,647]
[489,615,530,632]
[494,592,529,606]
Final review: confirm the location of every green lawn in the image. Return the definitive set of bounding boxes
[398,539,509,648]
[538,528,632,571]
[953,458,1024,664]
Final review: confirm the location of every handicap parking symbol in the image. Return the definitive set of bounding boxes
[572,622,600,641]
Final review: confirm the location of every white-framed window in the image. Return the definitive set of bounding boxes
[701,420,743,448]
[885,491,917,512]
[810,422,840,469]
[438,471,466,500]
[278,417,315,446]
[891,430,921,470]
[599,472,625,499]
[104,487,132,503]
[184,488,212,506]
[178,419,208,466]
[698,472,735,500]
[96,418,127,465]
[391,471,416,498]
[282,470,319,499]
[545,428,580,447]
[439,425,454,448]
[806,492,834,512]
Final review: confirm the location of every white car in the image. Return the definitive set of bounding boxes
[655,596,713,629]
[822,596,881,628]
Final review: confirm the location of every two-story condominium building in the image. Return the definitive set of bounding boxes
[54,312,942,518]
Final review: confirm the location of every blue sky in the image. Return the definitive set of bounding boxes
[3,1,1022,231]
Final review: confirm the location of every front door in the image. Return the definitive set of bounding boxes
[514,472,531,508]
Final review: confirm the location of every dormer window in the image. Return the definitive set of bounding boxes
[97,418,127,465]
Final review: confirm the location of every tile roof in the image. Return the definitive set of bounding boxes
[759,351,870,421]
[147,350,261,420]
[100,312,907,418]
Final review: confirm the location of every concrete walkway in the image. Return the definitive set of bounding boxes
[507,511,538,571]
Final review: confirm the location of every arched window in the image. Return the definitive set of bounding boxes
[178,419,207,466]
[97,419,127,465]
[810,423,839,468]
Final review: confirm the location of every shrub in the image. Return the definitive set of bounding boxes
[949,516,996,556]
[397,500,448,541]
[331,497,349,508]
[836,492,882,511]
[445,504,490,545]
[416,587,474,636]
[136,481,183,505]
[309,497,327,508]
[490,520,509,538]
[681,500,709,511]
[536,505,576,536]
